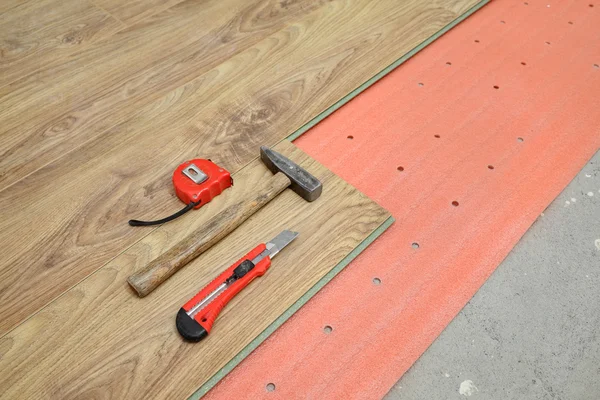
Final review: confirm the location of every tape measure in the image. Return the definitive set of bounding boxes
[128,159,232,226]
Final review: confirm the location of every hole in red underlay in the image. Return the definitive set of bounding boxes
[397,166,404,172]
[452,201,459,207]
[347,135,354,140]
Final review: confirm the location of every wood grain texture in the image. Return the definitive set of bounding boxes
[0,141,390,399]
[92,0,189,26]
[0,0,330,189]
[0,0,479,190]
[0,0,123,88]
[0,0,478,336]
[128,172,291,297]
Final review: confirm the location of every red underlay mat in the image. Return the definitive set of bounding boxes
[206,0,600,398]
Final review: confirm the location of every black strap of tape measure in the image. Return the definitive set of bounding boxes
[128,200,201,227]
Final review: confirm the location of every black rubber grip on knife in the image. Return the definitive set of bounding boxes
[176,308,208,342]
[232,259,255,280]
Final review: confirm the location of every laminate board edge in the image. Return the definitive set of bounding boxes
[189,215,395,400]
[286,0,490,142]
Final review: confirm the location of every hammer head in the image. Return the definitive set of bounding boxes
[260,146,323,202]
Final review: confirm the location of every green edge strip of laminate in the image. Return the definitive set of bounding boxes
[285,0,490,142]
[190,1,489,397]
[189,215,394,400]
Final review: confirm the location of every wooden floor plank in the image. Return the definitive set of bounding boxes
[0,141,390,399]
[0,0,480,191]
[92,0,188,26]
[0,0,332,190]
[0,0,478,336]
[0,0,345,335]
[0,0,123,88]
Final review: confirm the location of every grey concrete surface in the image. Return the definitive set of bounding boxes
[385,150,600,400]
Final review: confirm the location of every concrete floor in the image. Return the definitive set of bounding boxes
[385,150,600,400]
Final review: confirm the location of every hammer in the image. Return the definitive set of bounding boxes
[127,146,322,297]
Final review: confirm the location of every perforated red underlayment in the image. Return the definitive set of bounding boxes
[206,0,600,398]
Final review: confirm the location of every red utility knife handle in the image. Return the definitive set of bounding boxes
[176,243,270,342]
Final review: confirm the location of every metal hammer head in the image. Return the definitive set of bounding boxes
[260,146,322,202]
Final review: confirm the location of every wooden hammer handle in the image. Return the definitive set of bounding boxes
[128,172,292,297]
